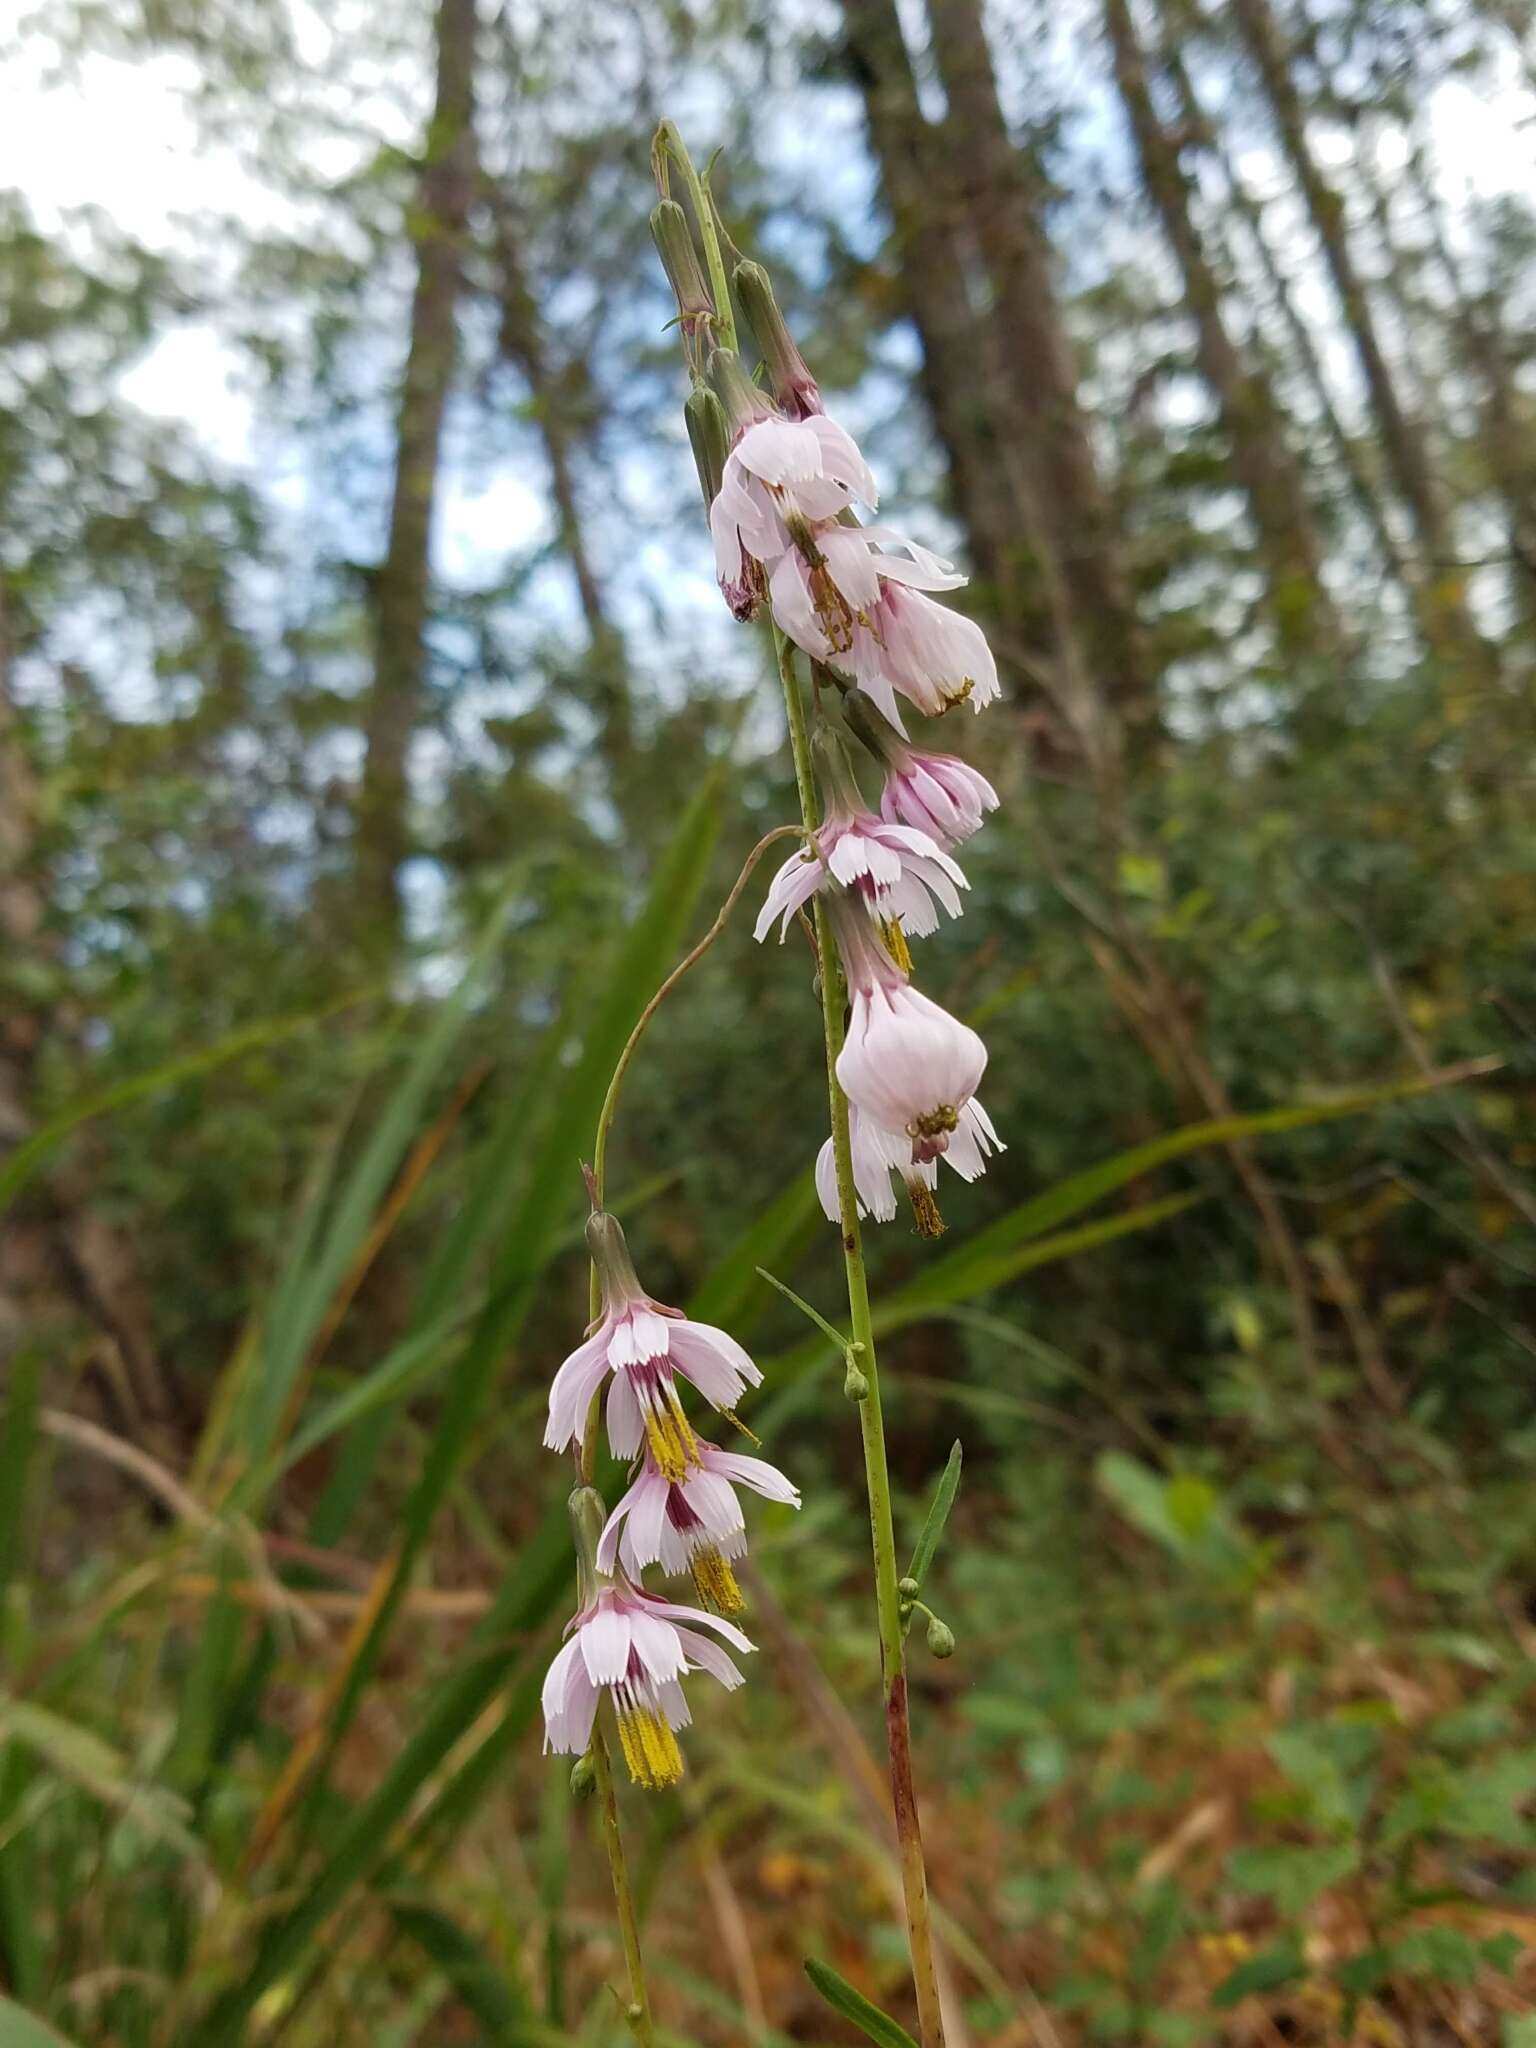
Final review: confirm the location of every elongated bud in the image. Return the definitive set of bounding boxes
[707,347,774,436]
[926,1614,956,1659]
[684,384,730,506]
[843,687,913,771]
[811,722,867,819]
[568,1484,607,1603]
[734,259,821,420]
[651,201,715,335]
[569,1753,596,1798]
[585,1209,643,1310]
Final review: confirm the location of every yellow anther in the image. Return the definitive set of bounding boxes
[616,1705,684,1789]
[642,1395,699,1482]
[690,1546,745,1616]
[906,1179,946,1238]
[879,917,913,973]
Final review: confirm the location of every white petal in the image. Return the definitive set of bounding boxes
[577,1603,632,1687]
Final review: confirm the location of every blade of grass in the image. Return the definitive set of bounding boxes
[803,1958,919,2048]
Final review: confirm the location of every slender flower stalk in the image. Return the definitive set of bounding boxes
[775,627,949,2047]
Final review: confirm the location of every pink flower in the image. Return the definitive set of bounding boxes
[817,1100,1004,1235]
[829,899,988,1168]
[880,751,1000,846]
[545,1214,762,1480]
[850,581,1000,722]
[709,413,877,622]
[541,1581,753,1788]
[753,812,967,945]
[597,1442,801,1613]
[768,526,966,673]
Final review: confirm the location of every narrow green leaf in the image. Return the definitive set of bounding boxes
[0,1702,202,1862]
[0,995,365,1215]
[893,1062,1496,1316]
[906,1441,962,1590]
[0,1996,81,2048]
[803,1957,920,2047]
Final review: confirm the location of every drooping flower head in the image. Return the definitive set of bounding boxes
[545,1211,761,1480]
[543,1487,754,1788]
[754,727,967,955]
[816,1099,1005,1238]
[829,892,990,1180]
[844,688,1001,847]
[597,1441,801,1615]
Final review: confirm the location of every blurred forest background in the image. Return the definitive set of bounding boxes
[2,0,1535,2042]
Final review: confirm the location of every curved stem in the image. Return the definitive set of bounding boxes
[773,626,947,2048]
[590,1728,657,2046]
[590,823,807,1206]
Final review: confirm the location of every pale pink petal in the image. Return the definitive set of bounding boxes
[736,417,823,486]
[577,1603,632,1686]
[671,1625,746,1690]
[753,848,823,942]
[598,1465,669,1573]
[656,1677,693,1730]
[605,1368,644,1460]
[544,1331,611,1452]
[704,1447,802,1508]
[768,550,832,659]
[666,1319,764,1409]
[542,1637,599,1755]
[680,1466,746,1541]
[628,1608,688,1686]
[647,1601,756,1655]
[817,524,882,613]
[606,1305,671,1369]
[807,415,879,508]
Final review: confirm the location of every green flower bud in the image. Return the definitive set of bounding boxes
[926,1615,956,1659]
[898,1576,920,1598]
[843,1357,869,1401]
[650,201,714,331]
[570,1753,597,1799]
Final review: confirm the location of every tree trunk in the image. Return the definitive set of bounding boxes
[923,0,1157,733]
[1160,37,1414,594]
[1105,0,1341,657]
[355,0,478,948]
[1227,0,1491,665]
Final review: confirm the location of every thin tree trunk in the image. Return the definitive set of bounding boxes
[1105,0,1341,657]
[839,0,1044,633]
[1160,38,1413,593]
[923,0,1157,734]
[1227,0,1492,665]
[356,0,478,947]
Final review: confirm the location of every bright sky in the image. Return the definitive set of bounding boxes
[2,12,1532,583]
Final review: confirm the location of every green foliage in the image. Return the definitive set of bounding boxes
[802,1958,920,2047]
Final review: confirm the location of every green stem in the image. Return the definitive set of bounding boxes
[653,123,737,354]
[773,627,947,2048]
[590,1729,657,2046]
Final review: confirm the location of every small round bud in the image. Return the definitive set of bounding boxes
[843,1359,869,1401]
[926,1615,956,1660]
[570,1754,597,1799]
[898,1576,920,1598]
[626,2004,645,2028]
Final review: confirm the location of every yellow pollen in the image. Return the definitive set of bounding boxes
[909,1104,959,1140]
[940,678,975,711]
[690,1546,745,1615]
[720,1407,762,1448]
[879,917,913,973]
[616,1704,684,1789]
[643,1400,698,1482]
[906,1179,946,1238]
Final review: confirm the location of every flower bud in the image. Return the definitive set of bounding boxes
[707,347,774,436]
[926,1615,956,1659]
[684,384,730,507]
[650,200,715,335]
[843,1356,869,1401]
[898,1575,920,1598]
[569,1753,597,1798]
[734,259,822,420]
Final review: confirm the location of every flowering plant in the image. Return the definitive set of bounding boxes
[536,123,1005,2048]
